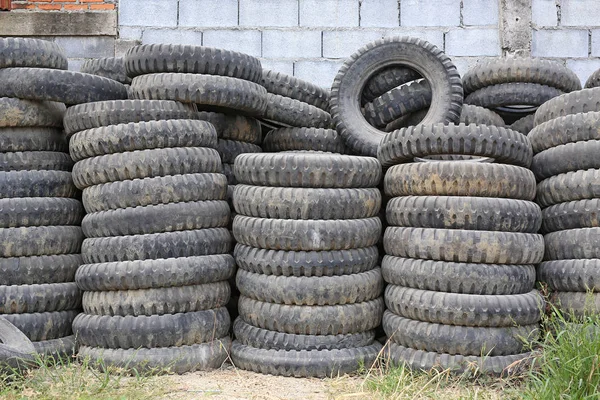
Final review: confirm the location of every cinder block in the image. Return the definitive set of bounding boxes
[115,39,140,57]
[203,30,262,57]
[462,0,498,26]
[179,0,238,28]
[263,30,321,58]
[142,29,203,46]
[385,29,445,48]
[322,30,383,58]
[561,0,600,27]
[294,59,344,88]
[451,56,495,77]
[532,0,557,26]
[360,0,399,27]
[299,0,359,27]
[54,36,115,58]
[401,0,460,27]
[591,29,600,57]
[260,59,295,76]
[119,0,177,27]
[240,0,298,27]
[532,29,588,58]
[68,59,85,72]
[566,58,599,87]
[119,27,142,41]
[445,28,500,56]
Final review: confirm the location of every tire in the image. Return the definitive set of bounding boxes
[538,259,600,292]
[386,196,541,233]
[330,37,463,156]
[382,256,536,295]
[385,285,543,327]
[260,69,330,111]
[81,57,131,84]
[384,227,543,264]
[231,341,381,378]
[0,198,83,228]
[378,123,532,168]
[462,58,581,95]
[0,38,67,70]
[69,120,217,161]
[534,87,600,126]
[4,310,77,341]
[0,226,82,257]
[238,296,383,335]
[0,98,65,128]
[509,114,535,135]
[552,291,600,318]
[383,311,537,357]
[222,163,236,185]
[234,153,382,188]
[460,104,505,127]
[533,141,600,181]
[363,80,431,127]
[362,66,421,103]
[79,337,230,374]
[233,318,375,351]
[75,254,235,291]
[0,283,81,314]
[0,170,76,199]
[63,99,197,137]
[72,147,222,189]
[0,68,127,105]
[81,228,232,263]
[585,68,600,89]
[263,93,332,129]
[529,111,600,154]
[0,152,73,172]
[0,316,35,369]
[82,173,227,212]
[262,127,348,154]
[124,44,262,83]
[233,216,381,251]
[384,162,536,200]
[233,185,380,220]
[197,112,261,143]
[465,83,562,109]
[129,73,267,115]
[33,335,76,360]
[0,127,67,153]
[544,228,600,260]
[0,254,81,286]
[541,199,600,233]
[236,268,383,305]
[216,139,262,164]
[537,169,600,208]
[74,308,230,349]
[234,244,379,277]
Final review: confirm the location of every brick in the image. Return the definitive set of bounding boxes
[566,58,599,87]
[64,4,89,10]
[462,0,498,26]
[37,4,62,10]
[119,0,177,27]
[299,0,358,27]
[263,30,321,58]
[119,27,142,40]
[260,59,294,76]
[532,0,557,26]
[445,28,500,56]
[384,29,445,48]
[401,0,460,27]
[562,0,600,27]
[532,29,588,58]
[142,29,203,46]
[179,0,238,28]
[323,30,383,58]
[81,0,104,3]
[294,59,344,88]
[11,3,35,9]
[203,30,262,57]
[240,0,298,27]
[592,29,600,57]
[360,0,399,27]
[90,4,115,10]
[54,36,115,58]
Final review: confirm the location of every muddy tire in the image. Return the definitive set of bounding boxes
[544,228,600,260]
[0,170,76,199]
[0,226,82,257]
[0,254,81,286]
[536,169,600,208]
[0,283,81,314]
[542,199,600,233]
[4,310,77,341]
[0,98,65,128]
[0,127,67,153]
[0,152,73,172]
[0,198,83,228]
[538,259,600,292]
[0,38,67,70]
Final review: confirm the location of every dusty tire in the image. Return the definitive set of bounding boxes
[0,38,67,70]
[0,152,73,172]
[0,170,76,199]
[81,57,131,84]
[465,83,562,108]
[364,80,431,127]
[33,335,76,360]
[509,114,535,135]
[0,127,67,153]
[260,69,330,111]
[362,66,421,103]
[0,198,83,228]
[216,139,262,163]
[538,259,600,292]
[534,87,600,126]
[0,226,82,257]
[541,199,600,233]
[529,111,600,153]
[197,112,261,143]
[544,228,600,260]
[536,169,600,208]
[262,127,348,153]
[262,93,332,129]
[0,283,81,314]
[0,98,65,128]
[460,104,505,126]
[0,254,81,286]
[552,292,600,318]
[585,68,600,89]
[4,310,77,341]
[532,140,600,181]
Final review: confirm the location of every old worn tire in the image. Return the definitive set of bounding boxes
[262,127,348,153]
[0,283,81,314]
[529,112,600,153]
[0,68,127,105]
[541,199,600,233]
[0,38,67,70]
[364,80,431,127]
[384,227,543,264]
[536,169,600,208]
[261,69,330,111]
[534,87,600,126]
[197,112,261,143]
[216,139,261,164]
[0,127,67,153]
[81,57,131,84]
[460,104,505,126]
[0,226,82,257]
[384,162,536,200]
[0,254,81,286]
[0,152,73,172]
[263,93,332,129]
[362,66,421,103]
[465,83,562,109]
[538,259,600,292]
[532,140,600,181]
[585,68,600,89]
[4,310,77,341]
[0,316,35,369]
[234,153,382,188]
[33,335,76,360]
[509,114,535,135]
[331,37,463,156]
[544,228,600,260]
[552,292,600,318]
[0,198,83,228]
[382,256,536,295]
[0,170,76,199]
[0,98,65,128]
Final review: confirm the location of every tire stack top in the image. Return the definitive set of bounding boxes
[462,57,581,131]
[377,121,544,375]
[230,152,384,377]
[532,87,600,318]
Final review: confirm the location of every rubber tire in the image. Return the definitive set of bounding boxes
[552,292,600,318]
[0,226,82,257]
[538,259,600,292]
[34,335,76,360]
[3,310,77,341]
[382,255,536,295]
[0,170,76,199]
[0,38,67,70]
[460,104,505,126]
[585,68,600,89]
[362,66,421,103]
[0,254,81,286]
[197,111,261,143]
[0,127,67,153]
[262,93,332,129]
[541,199,600,233]
[0,198,83,228]
[81,57,131,84]
[0,316,35,370]
[0,98,65,128]
[262,127,348,154]
[0,151,73,172]
[536,169,600,208]
[544,228,600,260]
[509,114,535,135]
[330,37,463,156]
[0,283,81,314]
[260,69,330,111]
[532,140,600,181]
[465,83,562,109]
[534,87,600,126]
[234,153,382,188]
[216,139,262,164]
[364,80,431,127]
[529,111,600,153]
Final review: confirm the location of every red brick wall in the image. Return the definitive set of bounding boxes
[10,0,115,11]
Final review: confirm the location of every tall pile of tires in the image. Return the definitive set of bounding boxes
[532,88,600,318]
[230,152,384,377]
[0,38,126,359]
[377,123,545,375]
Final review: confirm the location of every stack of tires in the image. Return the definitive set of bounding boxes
[462,58,581,132]
[0,38,126,359]
[67,100,233,373]
[230,152,384,377]
[532,88,600,318]
[81,57,131,86]
[377,123,545,375]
